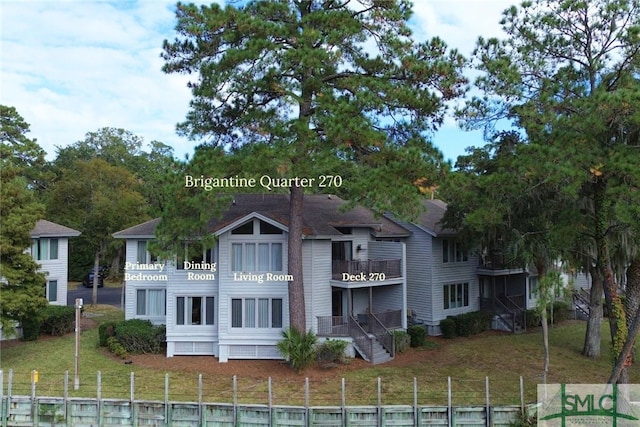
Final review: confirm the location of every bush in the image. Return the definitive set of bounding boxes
[440,318,457,339]
[552,301,569,324]
[525,309,541,328]
[277,328,317,372]
[114,319,164,354]
[21,317,41,341]
[393,330,410,353]
[99,321,118,347]
[448,311,493,337]
[407,324,426,347]
[316,338,347,366]
[40,305,75,336]
[106,336,128,359]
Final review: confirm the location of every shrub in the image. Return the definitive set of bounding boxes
[407,324,426,347]
[316,338,347,366]
[98,321,118,347]
[439,318,457,339]
[552,301,569,324]
[449,311,493,337]
[21,317,41,341]
[393,330,410,353]
[525,310,541,328]
[40,305,75,336]
[114,319,164,354]
[106,337,128,359]
[277,328,317,372]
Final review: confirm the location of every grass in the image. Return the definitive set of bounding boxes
[1,309,638,407]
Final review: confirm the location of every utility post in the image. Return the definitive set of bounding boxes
[74,298,83,390]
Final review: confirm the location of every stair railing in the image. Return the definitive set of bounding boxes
[348,315,373,362]
[369,312,395,359]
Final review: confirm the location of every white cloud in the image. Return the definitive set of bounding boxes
[0,0,514,162]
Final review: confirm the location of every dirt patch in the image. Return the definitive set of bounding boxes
[126,339,451,380]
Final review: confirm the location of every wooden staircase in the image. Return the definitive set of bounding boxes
[348,314,395,364]
[572,288,590,320]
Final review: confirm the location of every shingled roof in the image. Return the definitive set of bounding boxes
[413,199,457,237]
[113,194,410,239]
[30,220,81,238]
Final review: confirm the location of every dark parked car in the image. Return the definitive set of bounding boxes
[82,266,108,287]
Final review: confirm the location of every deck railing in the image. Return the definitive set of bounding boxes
[316,309,402,337]
[348,315,373,362]
[331,259,402,280]
[316,316,349,337]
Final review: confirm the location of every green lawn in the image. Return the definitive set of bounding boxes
[1,306,637,407]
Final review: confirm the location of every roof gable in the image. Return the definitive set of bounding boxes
[112,194,410,239]
[30,220,81,238]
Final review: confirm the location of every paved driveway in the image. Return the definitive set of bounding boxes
[67,285,124,308]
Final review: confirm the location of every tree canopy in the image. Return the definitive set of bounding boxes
[161,0,466,331]
[0,105,48,336]
[45,158,149,304]
[454,0,640,366]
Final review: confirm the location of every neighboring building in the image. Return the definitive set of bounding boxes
[30,220,81,306]
[387,200,482,335]
[114,194,410,364]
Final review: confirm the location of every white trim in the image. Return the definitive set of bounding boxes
[215,212,288,236]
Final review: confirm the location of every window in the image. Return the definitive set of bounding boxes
[529,277,539,299]
[231,297,283,328]
[332,241,353,261]
[176,296,214,325]
[136,289,166,317]
[442,239,468,263]
[443,283,469,309]
[260,221,283,234]
[231,242,282,272]
[232,221,254,234]
[177,241,214,269]
[137,241,158,264]
[31,239,58,260]
[47,280,58,302]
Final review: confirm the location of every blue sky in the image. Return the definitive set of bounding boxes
[1,0,514,164]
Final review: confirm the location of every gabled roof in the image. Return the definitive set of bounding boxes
[30,220,81,238]
[112,218,161,239]
[388,199,457,237]
[113,194,411,239]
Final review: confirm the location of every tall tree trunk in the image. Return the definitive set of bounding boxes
[583,265,603,357]
[583,181,610,358]
[92,252,100,306]
[287,185,306,332]
[609,299,640,384]
[541,306,550,384]
[109,246,123,281]
[618,256,640,384]
[536,260,550,384]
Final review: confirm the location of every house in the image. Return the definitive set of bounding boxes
[387,199,548,335]
[386,200,482,335]
[30,220,81,306]
[113,194,410,363]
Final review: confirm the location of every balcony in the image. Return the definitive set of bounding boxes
[331,259,402,282]
[317,310,403,337]
[477,254,526,276]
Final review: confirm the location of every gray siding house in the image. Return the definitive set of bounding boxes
[114,194,409,363]
[30,220,81,306]
[387,200,481,335]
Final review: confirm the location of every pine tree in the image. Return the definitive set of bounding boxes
[0,105,48,336]
[161,0,466,332]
